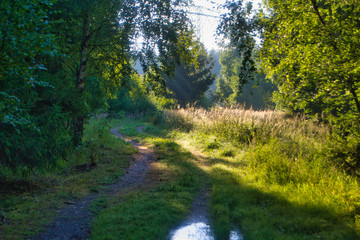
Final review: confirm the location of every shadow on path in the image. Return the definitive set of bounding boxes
[32,127,156,240]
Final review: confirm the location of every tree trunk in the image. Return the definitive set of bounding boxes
[74,14,89,146]
[348,81,360,116]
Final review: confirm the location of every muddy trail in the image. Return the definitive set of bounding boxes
[32,127,155,240]
[169,188,213,239]
[168,168,243,240]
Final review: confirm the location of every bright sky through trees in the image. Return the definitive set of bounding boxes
[188,0,263,50]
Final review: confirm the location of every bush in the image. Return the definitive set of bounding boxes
[0,104,73,181]
[108,74,157,117]
[108,88,156,116]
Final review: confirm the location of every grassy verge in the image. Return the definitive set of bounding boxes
[90,121,207,240]
[3,111,358,239]
[0,117,135,239]
[160,108,360,240]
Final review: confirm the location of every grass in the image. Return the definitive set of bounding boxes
[90,122,207,240]
[158,107,360,239]
[0,116,205,240]
[2,109,359,239]
[0,117,135,239]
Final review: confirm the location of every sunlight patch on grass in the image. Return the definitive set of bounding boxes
[91,127,208,240]
[162,108,360,239]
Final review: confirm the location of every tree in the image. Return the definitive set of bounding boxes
[261,0,360,117]
[50,0,194,145]
[261,0,360,174]
[217,0,258,94]
[215,48,276,109]
[166,41,215,106]
[107,73,156,116]
[51,0,134,145]
[0,0,62,168]
[0,0,196,172]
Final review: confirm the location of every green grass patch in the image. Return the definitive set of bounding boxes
[161,108,360,239]
[91,190,192,240]
[91,132,207,240]
[3,111,359,240]
[0,117,135,239]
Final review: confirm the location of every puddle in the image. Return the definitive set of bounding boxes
[230,230,243,240]
[170,222,243,240]
[171,222,214,240]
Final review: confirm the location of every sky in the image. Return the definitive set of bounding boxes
[187,0,263,51]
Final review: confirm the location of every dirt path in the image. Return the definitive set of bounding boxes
[168,142,244,240]
[32,127,156,240]
[176,187,211,226]
[168,187,213,239]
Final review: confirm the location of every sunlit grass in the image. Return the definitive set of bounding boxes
[161,107,360,239]
[2,112,358,239]
[91,124,207,240]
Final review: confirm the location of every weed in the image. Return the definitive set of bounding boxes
[219,149,235,157]
[90,194,109,215]
[211,204,231,239]
[206,140,220,150]
[160,107,360,239]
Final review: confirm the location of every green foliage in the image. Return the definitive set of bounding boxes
[0,0,198,176]
[0,117,134,239]
[262,0,360,114]
[151,95,176,110]
[215,48,276,109]
[163,108,360,239]
[108,74,157,116]
[326,119,360,176]
[217,0,261,99]
[0,0,75,174]
[166,40,216,107]
[134,2,199,95]
[261,0,360,174]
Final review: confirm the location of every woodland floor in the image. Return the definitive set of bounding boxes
[31,126,213,240]
[32,126,158,239]
[4,118,355,240]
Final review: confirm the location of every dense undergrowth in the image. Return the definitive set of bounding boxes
[0,118,135,239]
[158,107,360,239]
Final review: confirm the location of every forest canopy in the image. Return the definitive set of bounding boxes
[1,0,360,176]
[0,0,196,171]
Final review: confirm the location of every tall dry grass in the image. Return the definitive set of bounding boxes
[160,107,360,234]
[162,106,329,146]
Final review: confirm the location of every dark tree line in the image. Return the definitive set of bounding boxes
[219,0,360,175]
[0,0,195,172]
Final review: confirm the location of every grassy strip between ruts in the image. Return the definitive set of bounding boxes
[0,117,134,239]
[161,108,360,240]
[90,121,207,240]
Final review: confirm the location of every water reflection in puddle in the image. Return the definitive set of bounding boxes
[170,222,243,240]
[229,230,243,240]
